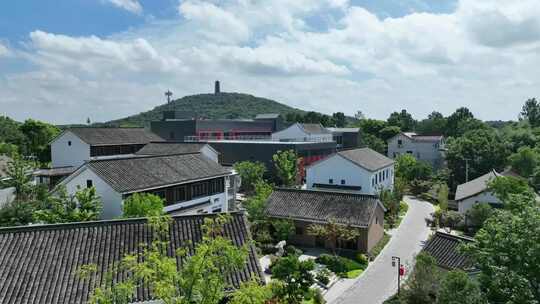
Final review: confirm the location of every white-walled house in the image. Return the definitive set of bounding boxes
[387,132,445,169]
[56,153,235,219]
[306,148,395,195]
[455,170,503,214]
[271,123,333,142]
[50,128,163,168]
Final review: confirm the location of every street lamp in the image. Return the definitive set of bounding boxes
[392,256,404,295]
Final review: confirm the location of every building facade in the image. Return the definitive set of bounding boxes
[387,132,445,169]
[306,148,395,195]
[265,189,385,253]
[455,170,504,214]
[271,123,333,143]
[327,127,361,150]
[57,153,235,219]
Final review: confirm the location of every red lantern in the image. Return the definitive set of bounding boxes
[399,266,405,276]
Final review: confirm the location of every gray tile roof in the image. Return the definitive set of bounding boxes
[326,127,360,133]
[422,231,474,271]
[455,170,499,201]
[300,123,332,134]
[68,128,163,146]
[338,148,394,171]
[136,142,210,156]
[265,189,381,228]
[402,132,443,143]
[87,154,230,193]
[0,213,262,304]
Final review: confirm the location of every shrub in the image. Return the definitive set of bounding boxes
[355,253,369,267]
[309,288,326,304]
[316,254,363,276]
[316,268,331,285]
[284,245,303,256]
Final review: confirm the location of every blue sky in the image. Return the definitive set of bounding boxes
[0,0,539,124]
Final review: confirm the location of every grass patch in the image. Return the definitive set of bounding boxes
[316,254,366,278]
[346,269,363,278]
[370,233,391,259]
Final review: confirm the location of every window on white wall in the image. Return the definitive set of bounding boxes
[341,179,345,185]
[68,141,72,146]
[86,180,93,188]
[329,179,333,184]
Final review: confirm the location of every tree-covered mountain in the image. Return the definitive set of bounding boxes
[105,93,307,127]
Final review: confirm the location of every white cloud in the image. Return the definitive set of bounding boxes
[2,0,540,124]
[0,43,10,57]
[105,0,143,15]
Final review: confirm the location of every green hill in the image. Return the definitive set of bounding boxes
[105,92,306,127]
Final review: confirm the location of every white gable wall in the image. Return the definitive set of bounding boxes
[201,145,219,163]
[51,132,90,168]
[306,154,394,195]
[272,123,332,142]
[387,134,444,168]
[457,191,501,214]
[62,168,123,219]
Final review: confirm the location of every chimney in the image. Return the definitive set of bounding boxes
[215,80,220,94]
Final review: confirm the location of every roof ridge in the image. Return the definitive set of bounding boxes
[274,187,378,199]
[0,211,245,233]
[434,231,474,242]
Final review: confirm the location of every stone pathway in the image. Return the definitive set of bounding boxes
[325,196,434,304]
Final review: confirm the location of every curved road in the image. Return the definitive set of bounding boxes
[326,196,434,304]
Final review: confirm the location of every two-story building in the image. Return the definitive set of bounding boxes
[387,132,445,169]
[306,148,395,195]
[56,153,235,219]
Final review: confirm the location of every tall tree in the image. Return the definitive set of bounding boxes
[332,112,346,127]
[307,219,360,255]
[2,155,34,196]
[400,252,441,304]
[33,186,102,224]
[436,270,486,304]
[387,110,416,131]
[271,254,315,304]
[123,193,164,218]
[463,194,540,303]
[520,98,540,127]
[416,111,447,135]
[233,161,266,194]
[508,146,539,177]
[19,119,60,163]
[272,150,298,187]
[445,107,486,138]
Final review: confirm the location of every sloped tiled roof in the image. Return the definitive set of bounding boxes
[455,170,499,201]
[422,231,474,271]
[136,142,212,156]
[67,128,163,146]
[338,148,394,171]
[265,189,381,228]
[300,123,332,134]
[87,154,230,193]
[0,213,262,304]
[401,132,443,143]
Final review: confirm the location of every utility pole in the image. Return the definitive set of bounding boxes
[392,256,403,296]
[465,158,471,182]
[165,90,173,104]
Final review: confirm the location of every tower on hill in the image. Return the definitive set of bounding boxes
[215,80,220,95]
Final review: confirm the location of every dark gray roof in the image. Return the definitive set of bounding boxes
[401,132,443,143]
[255,113,280,119]
[67,128,163,146]
[87,154,230,193]
[136,142,212,156]
[34,166,75,177]
[455,170,499,201]
[422,231,474,271]
[338,148,394,171]
[0,213,262,304]
[300,123,332,134]
[265,189,381,228]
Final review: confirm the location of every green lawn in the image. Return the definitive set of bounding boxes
[346,269,363,278]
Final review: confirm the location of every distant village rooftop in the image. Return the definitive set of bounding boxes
[135,141,218,156]
[54,127,163,146]
[337,148,395,172]
[422,231,474,271]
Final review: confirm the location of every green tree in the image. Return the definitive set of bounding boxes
[19,119,60,163]
[378,187,401,228]
[33,186,102,224]
[387,110,416,131]
[520,98,540,127]
[465,203,493,228]
[488,176,533,202]
[123,193,164,218]
[463,194,540,303]
[416,112,447,135]
[0,116,25,147]
[272,219,295,241]
[379,126,402,141]
[362,134,386,153]
[307,219,360,255]
[229,280,272,304]
[445,129,509,187]
[0,200,39,227]
[332,112,346,127]
[445,107,486,138]
[2,155,34,197]
[395,154,432,182]
[508,146,539,177]
[436,270,486,304]
[437,183,449,211]
[272,150,298,187]
[243,181,272,225]
[233,161,266,193]
[80,214,251,304]
[400,252,441,304]
[271,254,315,303]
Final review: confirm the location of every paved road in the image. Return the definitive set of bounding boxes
[326,196,434,304]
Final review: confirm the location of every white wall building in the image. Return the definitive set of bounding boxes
[271,123,333,143]
[306,148,395,195]
[56,153,234,219]
[387,132,445,169]
[455,170,503,214]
